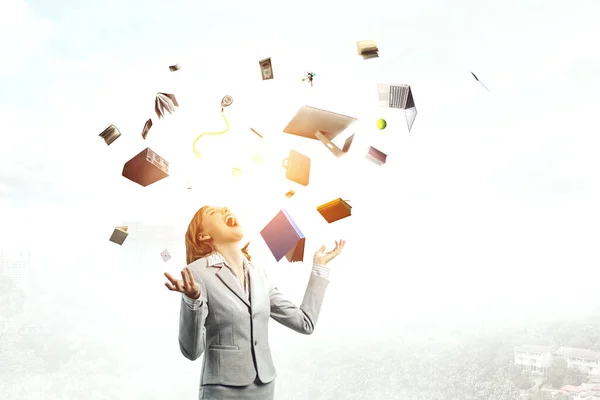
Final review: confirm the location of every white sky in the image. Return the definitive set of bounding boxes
[1,0,600,395]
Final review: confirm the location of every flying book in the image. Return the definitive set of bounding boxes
[365,146,387,166]
[282,150,311,186]
[376,83,417,132]
[169,64,181,72]
[260,209,305,262]
[141,119,152,140]
[122,147,169,187]
[99,124,121,145]
[285,189,296,198]
[109,226,128,245]
[357,40,379,59]
[317,198,352,223]
[154,92,179,119]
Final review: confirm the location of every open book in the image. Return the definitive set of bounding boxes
[154,92,179,119]
[357,40,379,59]
[99,124,121,145]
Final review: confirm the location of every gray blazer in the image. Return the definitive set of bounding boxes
[178,255,330,386]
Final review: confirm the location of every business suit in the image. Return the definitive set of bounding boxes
[178,252,331,400]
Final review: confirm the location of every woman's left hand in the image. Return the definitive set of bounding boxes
[313,240,346,265]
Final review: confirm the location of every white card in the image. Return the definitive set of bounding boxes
[160,249,171,262]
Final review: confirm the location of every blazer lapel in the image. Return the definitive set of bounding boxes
[248,262,263,312]
[215,265,251,308]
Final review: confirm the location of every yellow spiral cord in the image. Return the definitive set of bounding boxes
[192,111,230,158]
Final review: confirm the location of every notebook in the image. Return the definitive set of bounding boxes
[282,150,311,186]
[141,119,152,140]
[376,83,417,132]
[109,226,128,245]
[365,146,387,166]
[317,198,352,223]
[260,209,305,262]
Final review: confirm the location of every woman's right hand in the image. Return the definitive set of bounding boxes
[164,267,201,299]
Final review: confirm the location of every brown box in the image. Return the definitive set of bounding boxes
[317,198,352,223]
[122,147,169,187]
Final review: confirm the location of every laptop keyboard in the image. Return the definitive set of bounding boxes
[389,85,409,109]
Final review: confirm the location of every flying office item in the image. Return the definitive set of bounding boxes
[376,83,417,132]
[365,146,387,166]
[122,147,169,187]
[282,150,311,186]
[283,105,357,157]
[99,124,121,145]
[357,40,379,59]
[260,209,305,262]
[109,226,128,245]
[140,119,152,140]
[317,198,352,224]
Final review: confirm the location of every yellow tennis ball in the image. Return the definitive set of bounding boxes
[376,119,387,130]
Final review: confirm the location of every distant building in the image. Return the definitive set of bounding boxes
[514,345,554,374]
[554,347,600,375]
[514,345,600,376]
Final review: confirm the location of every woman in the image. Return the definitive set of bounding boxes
[164,205,345,400]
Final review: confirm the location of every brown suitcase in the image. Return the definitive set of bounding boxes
[122,147,169,187]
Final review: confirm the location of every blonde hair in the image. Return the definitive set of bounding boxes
[185,205,251,265]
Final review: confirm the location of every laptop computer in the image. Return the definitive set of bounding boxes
[283,106,357,156]
[376,83,417,132]
[314,132,356,158]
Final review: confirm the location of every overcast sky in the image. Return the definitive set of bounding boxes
[1,0,600,397]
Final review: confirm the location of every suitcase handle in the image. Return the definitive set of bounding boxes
[282,158,288,168]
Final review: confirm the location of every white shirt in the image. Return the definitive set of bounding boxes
[182,252,331,308]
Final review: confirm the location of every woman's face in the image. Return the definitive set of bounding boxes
[199,206,244,243]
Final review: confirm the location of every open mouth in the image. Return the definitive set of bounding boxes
[224,214,238,227]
